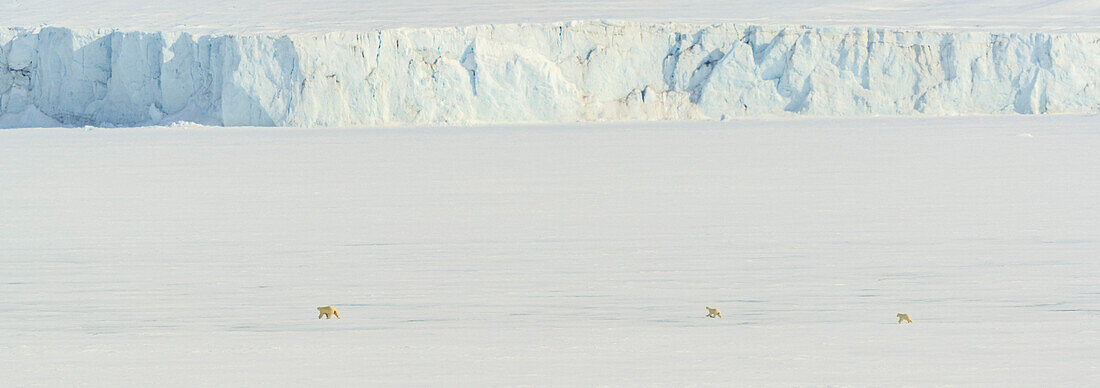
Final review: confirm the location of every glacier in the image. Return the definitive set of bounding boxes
[1,20,1099,128]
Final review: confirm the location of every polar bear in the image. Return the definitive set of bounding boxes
[318,306,340,319]
[897,313,912,323]
[705,306,722,318]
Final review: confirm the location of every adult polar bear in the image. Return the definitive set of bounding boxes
[318,306,340,319]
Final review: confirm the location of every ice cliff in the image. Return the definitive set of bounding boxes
[2,21,1099,128]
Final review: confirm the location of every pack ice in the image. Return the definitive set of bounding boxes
[1,21,1098,128]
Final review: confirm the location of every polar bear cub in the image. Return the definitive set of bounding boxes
[705,306,722,318]
[897,313,912,323]
[318,305,340,319]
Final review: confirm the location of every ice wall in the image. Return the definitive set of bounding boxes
[2,21,1099,128]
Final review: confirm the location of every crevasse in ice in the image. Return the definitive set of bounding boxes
[2,21,1098,128]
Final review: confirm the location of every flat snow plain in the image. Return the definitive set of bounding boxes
[3,0,1099,33]
[2,115,1098,386]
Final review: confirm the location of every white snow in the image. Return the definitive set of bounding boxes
[2,21,1099,128]
[1,116,1098,386]
[1,1,1097,385]
[2,0,1099,35]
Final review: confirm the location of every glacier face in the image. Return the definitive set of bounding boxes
[1,21,1099,128]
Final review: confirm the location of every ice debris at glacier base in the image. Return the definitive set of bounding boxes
[1,21,1098,128]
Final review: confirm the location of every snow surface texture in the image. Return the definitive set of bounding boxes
[3,0,1099,35]
[2,116,1098,386]
[2,21,1099,128]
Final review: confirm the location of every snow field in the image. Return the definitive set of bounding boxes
[1,115,1097,386]
[3,0,1099,35]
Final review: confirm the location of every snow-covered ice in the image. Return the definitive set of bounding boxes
[1,1,1098,386]
[1,116,1098,386]
[2,0,1099,35]
[2,22,1099,128]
